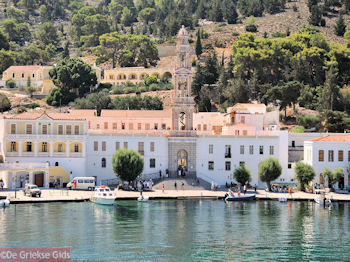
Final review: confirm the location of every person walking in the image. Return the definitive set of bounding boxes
[254,184,257,192]
[243,184,247,195]
[159,170,162,179]
[0,179,4,190]
[174,182,177,191]
[162,184,165,193]
[181,182,185,190]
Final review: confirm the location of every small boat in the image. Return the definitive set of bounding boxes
[91,186,115,205]
[314,195,331,206]
[278,197,287,202]
[225,192,255,201]
[0,197,10,208]
[137,195,149,202]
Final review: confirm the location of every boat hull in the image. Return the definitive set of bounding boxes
[0,199,10,207]
[225,194,255,201]
[91,197,115,205]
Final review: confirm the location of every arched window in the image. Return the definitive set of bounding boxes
[55,162,59,166]
[101,158,106,168]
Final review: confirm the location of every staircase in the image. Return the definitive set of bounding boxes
[152,177,211,190]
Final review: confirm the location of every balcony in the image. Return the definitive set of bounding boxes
[53,152,66,157]
[70,152,83,158]
[38,152,50,157]
[5,134,86,140]
[22,152,34,157]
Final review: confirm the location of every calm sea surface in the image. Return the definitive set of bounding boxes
[0,200,349,261]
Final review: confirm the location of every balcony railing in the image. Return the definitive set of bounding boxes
[53,152,66,157]
[38,152,50,157]
[70,152,83,158]
[22,152,34,157]
[6,151,18,157]
[5,134,86,140]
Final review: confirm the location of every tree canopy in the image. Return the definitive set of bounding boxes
[112,148,144,182]
[294,162,315,191]
[258,157,282,191]
[233,165,252,185]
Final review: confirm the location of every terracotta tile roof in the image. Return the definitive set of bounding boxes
[100,109,172,118]
[70,109,98,117]
[5,66,42,71]
[309,135,350,142]
[231,103,266,109]
[4,112,85,121]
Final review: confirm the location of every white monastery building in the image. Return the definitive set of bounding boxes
[0,26,300,188]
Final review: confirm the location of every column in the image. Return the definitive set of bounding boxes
[34,141,38,157]
[29,172,34,184]
[49,141,53,157]
[18,141,22,157]
[81,142,85,158]
[66,142,70,157]
[44,171,49,188]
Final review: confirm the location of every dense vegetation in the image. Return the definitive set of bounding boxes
[193,26,350,132]
[112,148,144,182]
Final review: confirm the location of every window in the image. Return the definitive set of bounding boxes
[94,141,98,151]
[42,142,47,152]
[209,144,213,154]
[58,143,63,152]
[138,123,142,130]
[12,73,15,78]
[243,130,247,136]
[113,123,117,130]
[22,73,24,78]
[225,161,231,171]
[154,123,158,130]
[150,158,156,168]
[239,161,245,167]
[124,142,128,149]
[162,124,166,130]
[150,142,155,152]
[259,146,264,155]
[102,158,106,168]
[339,150,344,162]
[288,163,292,169]
[138,142,144,155]
[122,123,125,130]
[102,141,106,151]
[97,124,100,129]
[348,151,350,162]
[269,146,274,155]
[129,123,133,130]
[32,73,35,78]
[42,125,47,135]
[328,150,334,162]
[26,142,32,152]
[249,145,254,155]
[292,141,295,147]
[115,142,120,151]
[104,122,108,129]
[235,130,240,136]
[75,126,79,135]
[319,150,324,162]
[208,161,214,170]
[10,141,16,152]
[225,145,231,158]
[26,124,32,134]
[10,124,16,134]
[241,116,245,124]
[88,121,91,129]
[58,125,63,135]
[203,124,207,131]
[197,124,201,131]
[74,144,79,153]
[145,123,150,130]
[66,125,71,135]
[240,145,244,155]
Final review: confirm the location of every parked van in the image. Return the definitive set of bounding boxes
[67,177,96,190]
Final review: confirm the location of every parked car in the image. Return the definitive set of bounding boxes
[67,177,96,190]
[24,184,41,197]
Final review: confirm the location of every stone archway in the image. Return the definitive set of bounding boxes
[177,149,188,172]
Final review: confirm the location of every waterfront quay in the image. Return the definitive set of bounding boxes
[2,188,350,203]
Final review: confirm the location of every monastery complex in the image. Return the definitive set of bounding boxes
[0,27,349,190]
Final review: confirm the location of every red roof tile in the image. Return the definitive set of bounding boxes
[309,135,350,142]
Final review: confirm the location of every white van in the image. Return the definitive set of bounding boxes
[67,177,96,190]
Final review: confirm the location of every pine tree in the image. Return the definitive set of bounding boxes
[308,5,322,26]
[62,41,70,59]
[195,29,202,59]
[192,63,205,103]
[203,52,219,85]
[223,0,238,24]
[334,15,346,36]
[319,66,339,111]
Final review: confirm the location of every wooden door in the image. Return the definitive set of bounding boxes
[35,173,44,187]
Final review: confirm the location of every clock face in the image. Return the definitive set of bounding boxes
[180,76,186,83]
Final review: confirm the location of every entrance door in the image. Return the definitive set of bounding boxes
[35,173,44,187]
[177,150,188,172]
[339,176,345,189]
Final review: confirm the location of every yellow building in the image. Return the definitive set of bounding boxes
[0,112,87,187]
[1,65,55,95]
[97,66,173,86]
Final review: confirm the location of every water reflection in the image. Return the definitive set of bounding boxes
[0,200,349,261]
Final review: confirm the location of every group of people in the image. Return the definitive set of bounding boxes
[0,179,4,190]
[174,181,185,190]
[211,181,219,191]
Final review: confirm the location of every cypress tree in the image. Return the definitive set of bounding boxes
[195,29,202,59]
[334,15,346,36]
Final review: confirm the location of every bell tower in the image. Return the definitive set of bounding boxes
[171,25,196,132]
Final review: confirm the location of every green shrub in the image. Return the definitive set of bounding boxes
[293,126,305,133]
[6,79,16,89]
[145,75,158,86]
[296,115,320,129]
[124,86,136,94]
[245,24,257,32]
[149,83,159,91]
[320,18,326,27]
[28,102,40,109]
[137,86,147,93]
[16,106,27,114]
[232,32,240,36]
[214,40,225,48]
[213,26,222,32]
[111,86,124,94]
[201,31,210,39]
[217,22,226,27]
[272,32,286,38]
[203,43,213,50]
[292,4,298,12]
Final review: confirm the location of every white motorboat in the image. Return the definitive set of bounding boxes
[137,195,149,202]
[91,186,115,205]
[0,196,10,208]
[314,195,331,206]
